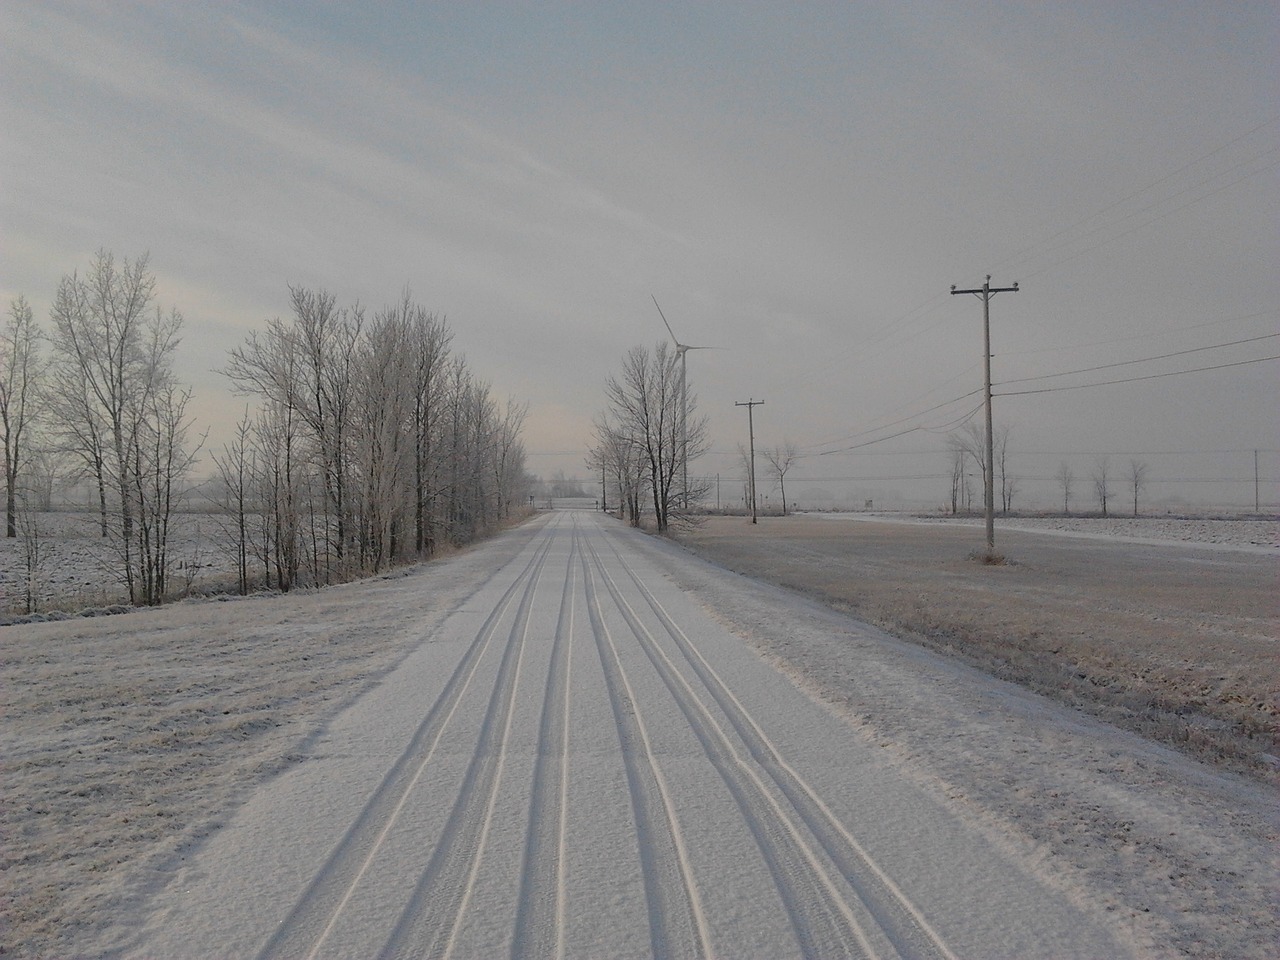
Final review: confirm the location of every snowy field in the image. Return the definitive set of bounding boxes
[0,512,240,616]
[2,510,1276,617]
[833,511,1280,551]
[2,509,1277,957]
[918,513,1278,550]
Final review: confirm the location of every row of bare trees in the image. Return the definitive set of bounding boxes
[948,421,1016,515]
[589,341,708,531]
[1055,456,1148,516]
[2,250,531,606]
[944,420,1149,516]
[1,252,200,605]
[217,286,529,592]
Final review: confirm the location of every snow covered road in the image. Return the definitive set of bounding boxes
[119,509,1143,959]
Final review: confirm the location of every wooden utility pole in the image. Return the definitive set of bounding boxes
[951,276,1018,557]
[735,399,764,524]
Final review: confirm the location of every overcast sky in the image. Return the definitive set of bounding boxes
[4,2,1277,510]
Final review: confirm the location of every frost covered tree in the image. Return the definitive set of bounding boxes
[763,441,800,516]
[947,436,967,514]
[224,313,306,590]
[590,414,645,526]
[956,421,988,513]
[602,341,708,532]
[406,302,453,555]
[2,295,42,538]
[1128,459,1149,516]
[224,287,527,589]
[995,423,1015,514]
[210,413,257,595]
[46,251,197,604]
[1056,461,1074,514]
[1092,456,1112,517]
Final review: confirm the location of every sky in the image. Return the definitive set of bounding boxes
[3,1,1277,511]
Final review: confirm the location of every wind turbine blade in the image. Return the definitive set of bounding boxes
[651,295,679,345]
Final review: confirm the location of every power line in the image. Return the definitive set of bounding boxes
[1021,156,1280,281]
[990,116,1279,275]
[995,354,1279,396]
[816,399,986,457]
[1002,310,1275,358]
[805,361,981,450]
[808,387,982,453]
[997,333,1280,386]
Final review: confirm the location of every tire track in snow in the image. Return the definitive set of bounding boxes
[581,537,712,960]
[255,521,557,960]
[585,532,877,959]
[512,516,579,960]
[377,519,553,960]
[598,526,960,960]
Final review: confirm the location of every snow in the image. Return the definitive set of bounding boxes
[0,512,239,615]
[3,510,1276,958]
[828,511,1280,552]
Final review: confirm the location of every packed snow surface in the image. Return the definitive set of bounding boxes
[98,511,1147,958]
[4,509,1276,957]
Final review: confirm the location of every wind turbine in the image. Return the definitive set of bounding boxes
[651,295,711,508]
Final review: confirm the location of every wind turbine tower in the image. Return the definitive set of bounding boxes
[652,296,709,508]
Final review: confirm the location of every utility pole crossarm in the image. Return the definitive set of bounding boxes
[951,280,1020,297]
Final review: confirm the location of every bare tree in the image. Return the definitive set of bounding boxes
[407,300,452,556]
[353,303,415,571]
[17,503,46,614]
[734,442,760,513]
[1128,459,1149,516]
[132,382,201,603]
[995,423,1014,514]
[224,316,306,590]
[225,287,525,584]
[44,331,110,534]
[1092,456,1111,517]
[2,295,42,538]
[947,435,967,514]
[491,397,529,520]
[603,342,707,532]
[957,420,988,512]
[763,441,800,516]
[23,447,58,512]
[1056,461,1074,514]
[291,286,361,575]
[590,414,645,525]
[211,413,257,595]
[47,250,195,604]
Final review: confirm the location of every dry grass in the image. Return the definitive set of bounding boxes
[672,515,1279,783]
